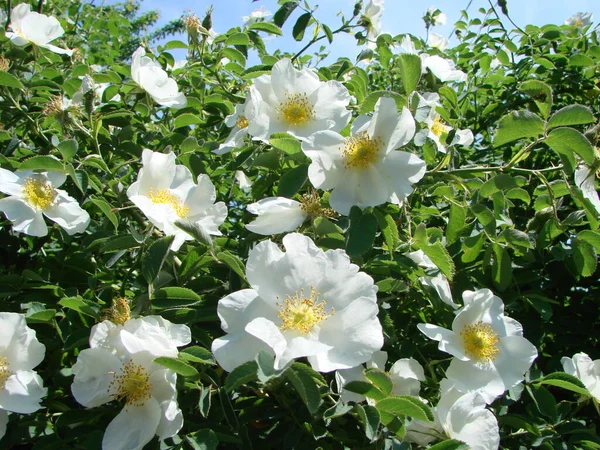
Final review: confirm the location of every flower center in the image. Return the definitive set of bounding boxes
[109,360,152,407]
[236,115,249,129]
[431,115,449,138]
[461,321,500,362]
[278,93,314,127]
[104,297,131,326]
[574,18,584,27]
[148,188,190,218]
[278,286,333,334]
[342,131,383,168]
[0,357,12,390]
[23,177,57,210]
[299,189,334,218]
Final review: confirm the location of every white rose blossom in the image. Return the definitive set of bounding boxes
[131,47,187,109]
[0,168,90,237]
[242,6,272,26]
[214,103,250,154]
[561,352,600,402]
[302,97,426,215]
[212,233,384,373]
[565,12,593,27]
[0,313,47,441]
[336,351,425,404]
[234,170,253,192]
[429,33,449,50]
[244,58,351,142]
[127,149,227,251]
[71,316,191,450]
[574,166,600,214]
[427,7,447,26]
[407,250,459,309]
[414,109,474,153]
[400,35,467,83]
[406,379,500,450]
[362,0,384,49]
[418,289,538,403]
[6,3,73,55]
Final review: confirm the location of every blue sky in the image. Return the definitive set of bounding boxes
[108,0,598,61]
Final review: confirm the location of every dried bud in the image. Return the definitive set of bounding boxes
[0,57,10,72]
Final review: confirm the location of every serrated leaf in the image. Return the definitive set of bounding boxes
[19,156,64,171]
[154,357,199,377]
[174,113,202,129]
[273,2,298,27]
[89,198,118,231]
[270,135,302,154]
[545,127,595,165]
[175,220,213,247]
[286,364,321,414]
[180,346,216,365]
[57,139,78,161]
[374,210,399,253]
[152,287,202,308]
[490,243,512,291]
[519,80,553,118]
[0,72,24,89]
[547,105,595,129]
[225,361,258,392]
[577,230,600,252]
[421,242,455,280]
[397,54,421,95]
[225,32,250,46]
[493,110,544,147]
[344,381,385,401]
[428,440,469,450]
[292,13,312,41]
[360,90,406,115]
[447,203,466,245]
[58,296,100,319]
[216,250,246,279]
[365,369,393,396]
[535,372,591,397]
[248,22,283,36]
[572,239,597,277]
[376,396,434,423]
[355,404,380,441]
[142,236,174,284]
[186,429,218,450]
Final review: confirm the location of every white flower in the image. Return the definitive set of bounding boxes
[561,352,600,401]
[421,54,467,82]
[414,109,474,153]
[214,103,250,154]
[131,47,187,109]
[245,58,351,142]
[243,6,272,26]
[0,168,90,237]
[400,35,418,55]
[127,149,227,251]
[363,0,384,49]
[420,274,460,309]
[418,289,538,403]
[565,12,593,27]
[336,351,425,404]
[429,33,448,50]
[71,75,120,110]
[428,7,447,26]
[246,197,307,235]
[407,249,437,269]
[575,166,600,214]
[71,316,191,450]
[406,379,500,450]
[212,233,383,373]
[6,3,72,55]
[235,170,252,192]
[413,92,441,122]
[167,60,187,71]
[303,97,426,215]
[0,312,47,441]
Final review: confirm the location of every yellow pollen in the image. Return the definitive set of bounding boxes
[0,357,12,390]
[278,286,333,334]
[299,189,334,218]
[0,57,10,72]
[236,115,249,129]
[342,131,382,168]
[23,177,57,210]
[109,360,152,407]
[574,18,584,27]
[431,115,449,138]
[461,321,500,362]
[104,297,131,326]
[183,13,201,31]
[278,93,314,127]
[149,188,190,218]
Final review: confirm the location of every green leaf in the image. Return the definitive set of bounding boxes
[142,236,174,284]
[428,440,469,450]
[344,381,386,401]
[27,309,56,323]
[292,13,312,41]
[519,80,553,118]
[355,404,380,441]
[490,243,512,291]
[397,54,421,95]
[499,229,534,249]
[186,429,219,450]
[286,364,321,415]
[447,203,466,245]
[535,372,591,397]
[19,156,64,171]
[373,210,399,253]
[270,135,302,154]
[180,346,216,365]
[278,164,308,198]
[154,357,199,377]
[545,127,595,165]
[359,90,405,115]
[102,235,140,253]
[225,361,258,392]
[58,296,99,319]
[346,209,378,257]
[88,198,118,231]
[57,139,79,161]
[181,136,200,154]
[248,22,283,36]
[577,230,600,252]
[493,110,544,147]
[222,47,246,67]
[255,350,278,382]
[527,385,557,420]
[0,72,24,89]
[480,174,519,197]
[572,239,597,277]
[174,220,213,247]
[422,242,455,280]
[152,287,202,308]
[216,250,246,279]
[376,396,434,423]
[163,40,188,50]
[225,32,250,46]
[365,369,393,396]
[547,105,595,129]
[174,113,202,129]
[273,2,298,27]
[323,24,333,43]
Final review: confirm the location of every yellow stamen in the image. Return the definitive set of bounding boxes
[104,297,131,326]
[236,115,249,129]
[0,57,10,72]
[278,286,333,334]
[342,131,382,168]
[23,177,57,210]
[278,93,314,127]
[299,189,334,218]
[461,321,500,362]
[148,188,190,218]
[0,357,12,390]
[431,115,450,138]
[109,360,152,407]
